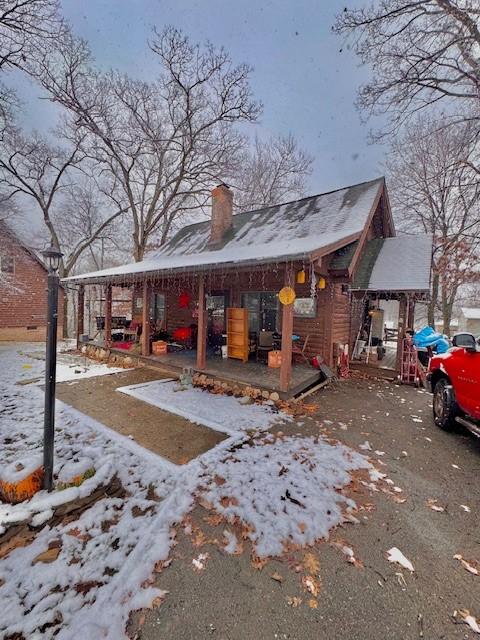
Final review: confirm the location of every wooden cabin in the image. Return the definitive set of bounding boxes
[65,178,432,396]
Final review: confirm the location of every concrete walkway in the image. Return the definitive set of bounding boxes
[56,368,226,464]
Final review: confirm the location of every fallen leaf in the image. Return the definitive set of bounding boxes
[251,556,268,570]
[308,598,318,609]
[220,496,239,508]
[204,513,223,527]
[271,571,284,583]
[287,596,302,607]
[32,547,61,564]
[426,498,445,512]
[66,527,91,541]
[386,547,414,572]
[454,609,480,634]
[198,498,213,511]
[192,552,209,572]
[454,554,480,576]
[460,505,471,513]
[192,529,207,548]
[214,475,226,486]
[302,575,320,597]
[303,552,320,575]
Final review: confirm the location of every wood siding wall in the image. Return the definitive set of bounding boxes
[130,266,351,366]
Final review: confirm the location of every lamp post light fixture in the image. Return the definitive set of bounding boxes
[41,246,63,491]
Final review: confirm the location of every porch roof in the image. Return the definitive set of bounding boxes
[63,177,385,285]
[351,235,433,292]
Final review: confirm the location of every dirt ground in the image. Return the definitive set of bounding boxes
[130,375,480,640]
[56,367,226,464]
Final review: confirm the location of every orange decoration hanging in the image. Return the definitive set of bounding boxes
[279,286,296,305]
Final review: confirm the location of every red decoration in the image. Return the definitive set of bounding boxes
[172,327,192,341]
[178,292,190,308]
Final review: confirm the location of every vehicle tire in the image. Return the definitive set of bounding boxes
[432,378,457,431]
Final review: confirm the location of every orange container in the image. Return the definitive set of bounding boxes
[268,350,282,368]
[152,340,168,355]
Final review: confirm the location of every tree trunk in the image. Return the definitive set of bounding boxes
[428,272,439,328]
[441,283,453,337]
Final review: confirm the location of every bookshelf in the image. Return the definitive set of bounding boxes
[226,307,249,362]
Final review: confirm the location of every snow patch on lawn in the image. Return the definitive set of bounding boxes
[199,433,371,558]
[0,344,375,639]
[117,379,290,435]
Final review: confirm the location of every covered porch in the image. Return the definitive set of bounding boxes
[73,260,327,397]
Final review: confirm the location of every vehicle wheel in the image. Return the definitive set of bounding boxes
[432,378,457,431]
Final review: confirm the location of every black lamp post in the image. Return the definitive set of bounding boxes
[42,246,63,491]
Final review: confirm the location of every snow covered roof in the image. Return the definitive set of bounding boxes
[63,177,385,283]
[461,307,480,319]
[352,235,433,292]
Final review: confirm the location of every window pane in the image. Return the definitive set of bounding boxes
[1,256,14,274]
[248,311,259,333]
[261,292,278,310]
[242,293,259,312]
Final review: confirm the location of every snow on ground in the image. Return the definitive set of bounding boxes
[0,344,375,639]
[17,343,130,382]
[0,344,178,639]
[198,433,371,558]
[117,379,291,435]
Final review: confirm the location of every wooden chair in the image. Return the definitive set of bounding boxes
[256,331,274,361]
[292,334,310,364]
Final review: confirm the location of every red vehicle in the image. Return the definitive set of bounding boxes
[427,333,480,437]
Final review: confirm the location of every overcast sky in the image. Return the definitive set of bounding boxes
[9,0,386,198]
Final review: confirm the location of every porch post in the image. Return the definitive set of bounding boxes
[407,295,415,329]
[197,275,207,370]
[280,266,294,393]
[396,295,408,371]
[141,280,150,356]
[104,283,112,348]
[76,284,85,350]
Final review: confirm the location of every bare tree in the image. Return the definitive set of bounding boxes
[33,26,261,261]
[233,134,313,212]
[0,0,66,129]
[0,126,128,333]
[387,115,480,333]
[334,1,480,137]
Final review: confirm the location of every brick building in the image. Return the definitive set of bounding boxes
[0,221,64,342]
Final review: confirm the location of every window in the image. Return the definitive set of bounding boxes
[0,255,14,274]
[150,293,166,329]
[241,291,279,333]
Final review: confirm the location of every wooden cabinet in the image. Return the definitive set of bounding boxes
[227,307,249,362]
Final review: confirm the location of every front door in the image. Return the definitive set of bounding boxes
[206,291,229,348]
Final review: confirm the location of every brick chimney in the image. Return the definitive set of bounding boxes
[209,183,233,245]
